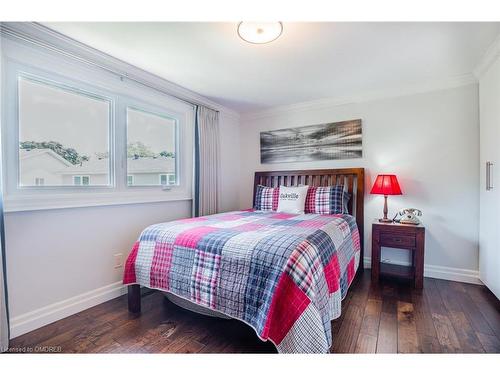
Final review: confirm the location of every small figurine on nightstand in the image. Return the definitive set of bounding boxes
[393,208,422,225]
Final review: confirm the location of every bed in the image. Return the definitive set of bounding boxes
[124,168,364,353]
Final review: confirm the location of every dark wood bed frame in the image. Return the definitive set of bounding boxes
[128,167,365,313]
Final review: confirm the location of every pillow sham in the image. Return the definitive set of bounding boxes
[305,185,351,214]
[254,185,280,211]
[277,185,309,214]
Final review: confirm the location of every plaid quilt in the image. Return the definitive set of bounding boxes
[123,210,360,353]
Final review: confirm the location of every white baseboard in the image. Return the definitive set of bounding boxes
[363,257,482,285]
[9,281,127,339]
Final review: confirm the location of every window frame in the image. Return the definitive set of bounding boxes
[159,174,169,186]
[127,175,134,186]
[125,103,180,188]
[73,175,91,186]
[167,174,176,185]
[1,37,195,212]
[16,73,114,189]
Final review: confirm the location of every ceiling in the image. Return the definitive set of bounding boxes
[44,22,500,113]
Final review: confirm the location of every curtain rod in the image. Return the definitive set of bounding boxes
[1,24,219,113]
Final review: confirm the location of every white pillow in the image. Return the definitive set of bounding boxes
[277,185,309,214]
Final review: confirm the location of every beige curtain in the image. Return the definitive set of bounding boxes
[196,106,220,216]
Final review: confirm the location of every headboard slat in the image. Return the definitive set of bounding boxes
[253,168,364,273]
[347,175,354,214]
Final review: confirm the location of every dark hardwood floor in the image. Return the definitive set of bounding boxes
[8,271,500,353]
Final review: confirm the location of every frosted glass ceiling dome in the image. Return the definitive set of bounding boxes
[237,22,283,44]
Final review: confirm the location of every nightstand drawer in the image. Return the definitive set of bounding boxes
[380,233,416,248]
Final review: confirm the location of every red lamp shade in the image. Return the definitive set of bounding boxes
[370,174,402,196]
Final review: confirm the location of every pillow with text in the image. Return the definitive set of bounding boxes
[277,185,309,214]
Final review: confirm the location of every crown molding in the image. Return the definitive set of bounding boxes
[0,22,240,121]
[241,73,477,122]
[473,33,500,79]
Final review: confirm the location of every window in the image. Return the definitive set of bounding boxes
[73,175,90,186]
[160,173,176,185]
[126,107,177,186]
[159,174,175,185]
[18,76,111,187]
[159,174,167,185]
[2,37,194,212]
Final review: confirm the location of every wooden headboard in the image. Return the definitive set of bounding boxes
[253,168,365,271]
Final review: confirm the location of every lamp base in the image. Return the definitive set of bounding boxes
[378,195,393,223]
[378,218,393,223]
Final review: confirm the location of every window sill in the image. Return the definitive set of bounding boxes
[3,192,193,213]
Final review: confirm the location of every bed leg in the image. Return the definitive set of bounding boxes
[128,285,141,313]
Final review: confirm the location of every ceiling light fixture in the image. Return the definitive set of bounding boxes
[237,22,283,44]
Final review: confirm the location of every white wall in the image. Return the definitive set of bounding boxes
[239,84,480,282]
[5,110,241,337]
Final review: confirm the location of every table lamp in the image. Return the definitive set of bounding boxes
[370,174,402,223]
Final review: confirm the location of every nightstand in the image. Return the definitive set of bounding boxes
[371,221,425,289]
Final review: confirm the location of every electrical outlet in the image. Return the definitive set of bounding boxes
[114,253,123,269]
